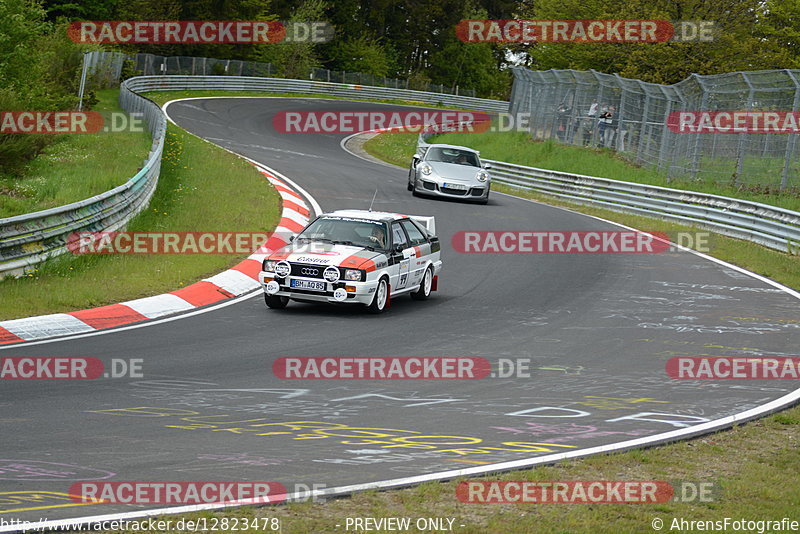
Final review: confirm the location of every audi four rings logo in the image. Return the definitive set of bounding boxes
[301,267,319,276]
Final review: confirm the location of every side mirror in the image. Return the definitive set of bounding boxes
[483,163,492,170]
[394,244,404,253]
[289,235,295,242]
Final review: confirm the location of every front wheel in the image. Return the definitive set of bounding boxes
[411,267,433,300]
[264,293,288,309]
[366,277,389,314]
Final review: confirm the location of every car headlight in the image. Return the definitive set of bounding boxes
[344,269,362,281]
[263,259,277,272]
[274,261,291,278]
[477,170,489,182]
[323,266,340,282]
[421,163,432,175]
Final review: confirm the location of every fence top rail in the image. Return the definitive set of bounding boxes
[124,75,508,104]
[514,66,800,92]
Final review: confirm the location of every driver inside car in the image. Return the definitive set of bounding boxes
[368,225,387,248]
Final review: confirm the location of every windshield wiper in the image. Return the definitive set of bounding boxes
[298,237,334,244]
[333,240,378,251]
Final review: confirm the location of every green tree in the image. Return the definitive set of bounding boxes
[757,0,800,68]
[40,0,119,21]
[520,0,788,84]
[0,0,49,97]
[256,0,326,79]
[328,35,393,77]
[0,0,89,174]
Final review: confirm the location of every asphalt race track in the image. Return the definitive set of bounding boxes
[2,97,799,526]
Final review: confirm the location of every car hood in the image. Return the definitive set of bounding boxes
[269,242,386,271]
[426,161,483,182]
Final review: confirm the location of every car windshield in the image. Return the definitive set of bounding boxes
[425,147,480,167]
[297,217,389,250]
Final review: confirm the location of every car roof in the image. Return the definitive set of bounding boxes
[323,209,409,222]
[424,143,480,154]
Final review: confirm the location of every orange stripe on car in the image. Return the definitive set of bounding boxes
[340,255,377,272]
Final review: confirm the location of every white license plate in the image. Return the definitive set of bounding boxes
[290,279,326,291]
[443,182,468,190]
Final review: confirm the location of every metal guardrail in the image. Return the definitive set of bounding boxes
[122,75,510,113]
[0,81,166,277]
[418,134,800,254]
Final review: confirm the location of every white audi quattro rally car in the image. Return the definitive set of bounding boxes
[259,210,442,313]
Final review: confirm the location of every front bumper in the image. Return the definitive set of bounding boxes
[414,177,489,201]
[258,271,378,305]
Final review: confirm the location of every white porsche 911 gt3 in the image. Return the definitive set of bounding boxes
[259,210,442,313]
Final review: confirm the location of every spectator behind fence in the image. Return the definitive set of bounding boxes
[580,101,598,146]
[597,105,610,146]
[556,103,572,141]
[603,105,617,147]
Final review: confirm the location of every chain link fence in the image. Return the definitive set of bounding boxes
[510,67,800,189]
[84,51,475,97]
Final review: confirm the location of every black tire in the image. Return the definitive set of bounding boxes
[264,293,289,309]
[411,267,433,301]
[407,171,415,191]
[366,277,390,314]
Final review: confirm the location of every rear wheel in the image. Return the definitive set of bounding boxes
[411,267,433,300]
[264,294,288,309]
[366,277,389,314]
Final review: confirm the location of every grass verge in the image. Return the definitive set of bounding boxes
[0,89,153,218]
[0,103,280,320]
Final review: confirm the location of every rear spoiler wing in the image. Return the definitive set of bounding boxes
[409,215,436,236]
